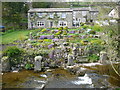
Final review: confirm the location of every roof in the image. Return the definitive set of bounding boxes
[28,8,73,12]
[28,8,98,13]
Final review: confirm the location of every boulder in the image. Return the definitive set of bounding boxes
[34,56,42,72]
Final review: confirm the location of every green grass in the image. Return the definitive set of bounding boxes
[0,30,35,44]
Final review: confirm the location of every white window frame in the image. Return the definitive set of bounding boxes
[37,13,42,17]
[82,11,87,16]
[37,21,45,27]
[49,13,54,18]
[61,13,66,18]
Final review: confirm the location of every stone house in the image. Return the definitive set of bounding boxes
[28,8,98,29]
[108,8,119,19]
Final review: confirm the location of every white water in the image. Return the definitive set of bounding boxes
[71,74,92,85]
[40,74,47,78]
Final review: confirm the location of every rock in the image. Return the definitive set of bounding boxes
[76,67,87,76]
[67,54,74,66]
[46,69,52,72]
[82,63,102,67]
[40,74,47,78]
[99,51,108,64]
[1,56,10,72]
[12,70,19,73]
[34,56,42,72]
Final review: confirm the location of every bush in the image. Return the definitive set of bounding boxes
[90,39,103,45]
[89,30,96,34]
[63,31,67,35]
[44,39,52,42]
[58,27,63,30]
[87,44,105,55]
[80,22,85,26]
[3,46,24,66]
[92,25,102,32]
[82,25,89,29]
[55,31,62,35]
[63,26,68,30]
[87,54,99,62]
[25,63,34,70]
[41,28,47,32]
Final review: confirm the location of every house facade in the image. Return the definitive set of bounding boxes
[28,8,98,29]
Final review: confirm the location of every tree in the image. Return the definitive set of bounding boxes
[2,2,28,29]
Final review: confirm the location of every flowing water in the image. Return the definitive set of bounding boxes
[2,63,120,89]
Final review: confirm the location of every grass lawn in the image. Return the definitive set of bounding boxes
[0,30,34,44]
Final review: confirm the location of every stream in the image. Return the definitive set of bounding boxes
[2,63,120,89]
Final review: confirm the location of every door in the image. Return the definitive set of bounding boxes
[50,22,53,28]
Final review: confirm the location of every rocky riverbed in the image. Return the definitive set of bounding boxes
[2,63,120,89]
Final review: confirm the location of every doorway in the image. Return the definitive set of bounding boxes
[50,22,53,28]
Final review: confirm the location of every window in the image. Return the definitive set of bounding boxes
[61,13,66,18]
[37,21,45,26]
[30,13,34,17]
[37,13,42,17]
[49,13,53,18]
[59,21,67,26]
[82,11,87,16]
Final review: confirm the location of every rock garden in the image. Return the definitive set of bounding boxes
[1,24,120,89]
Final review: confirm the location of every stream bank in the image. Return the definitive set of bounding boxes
[2,63,120,89]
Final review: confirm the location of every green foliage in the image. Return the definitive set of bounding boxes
[32,2,52,8]
[43,39,52,42]
[55,31,62,35]
[80,22,85,26]
[0,30,35,44]
[25,63,34,70]
[115,88,120,90]
[63,26,68,30]
[87,54,99,62]
[90,39,103,45]
[2,2,28,29]
[87,43,105,55]
[4,46,24,58]
[3,46,24,66]
[58,27,63,30]
[41,28,47,32]
[92,25,102,32]
[89,30,96,34]
[63,31,67,35]
[82,24,89,29]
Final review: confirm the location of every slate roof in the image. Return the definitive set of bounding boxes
[28,8,98,13]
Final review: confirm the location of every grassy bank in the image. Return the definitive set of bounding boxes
[0,30,35,44]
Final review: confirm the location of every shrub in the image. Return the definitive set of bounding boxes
[55,31,62,35]
[80,40,88,45]
[63,26,68,30]
[63,31,67,35]
[3,46,24,67]
[92,25,102,32]
[80,22,84,26]
[89,30,96,34]
[87,44,105,55]
[41,28,47,32]
[58,27,63,30]
[82,25,89,29]
[87,54,99,62]
[90,39,103,45]
[44,39,52,42]
[25,63,34,70]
